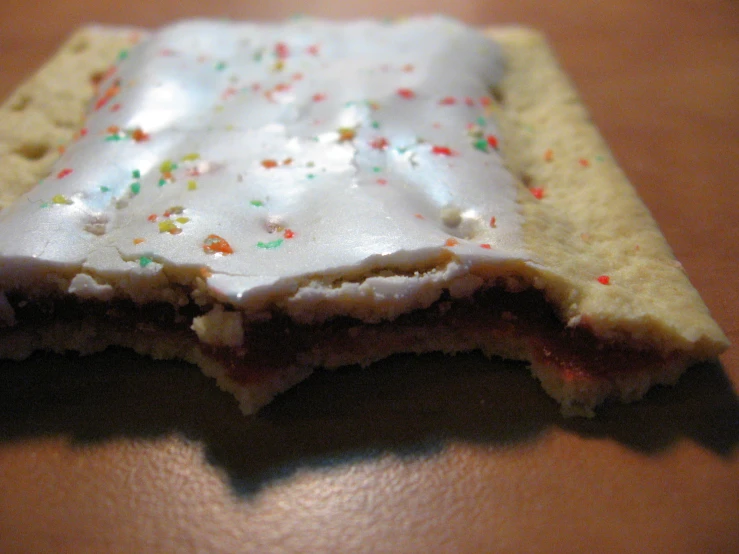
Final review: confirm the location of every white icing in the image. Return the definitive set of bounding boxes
[68,273,115,300]
[0,16,528,317]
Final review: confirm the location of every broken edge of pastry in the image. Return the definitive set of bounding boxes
[0,20,728,417]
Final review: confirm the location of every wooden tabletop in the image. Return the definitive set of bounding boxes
[1,1,737,553]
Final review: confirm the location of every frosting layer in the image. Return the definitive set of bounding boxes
[0,17,526,312]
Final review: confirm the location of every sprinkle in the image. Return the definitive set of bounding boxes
[159,160,175,173]
[480,96,492,107]
[377,178,388,185]
[282,157,293,165]
[490,217,496,227]
[431,145,454,156]
[187,180,197,191]
[110,103,121,112]
[597,275,611,285]
[166,206,184,215]
[487,135,498,149]
[214,61,227,71]
[157,178,167,187]
[147,214,157,222]
[131,128,149,142]
[371,121,380,129]
[312,93,326,102]
[530,187,544,199]
[439,96,456,105]
[480,243,492,249]
[100,186,110,193]
[261,159,278,169]
[130,182,141,195]
[402,64,414,72]
[203,234,234,255]
[158,220,180,234]
[275,42,290,59]
[371,137,389,150]
[307,173,315,179]
[283,229,295,239]
[372,166,381,173]
[133,238,145,245]
[414,213,425,219]
[476,116,487,127]
[132,169,141,178]
[175,217,189,224]
[306,44,320,56]
[56,168,73,179]
[579,158,590,167]
[51,194,72,205]
[338,127,356,142]
[292,72,303,81]
[250,200,265,207]
[595,155,605,163]
[444,238,459,247]
[181,153,200,162]
[117,49,129,61]
[544,149,554,162]
[257,239,284,249]
[473,139,488,153]
[139,256,153,267]
[397,88,415,99]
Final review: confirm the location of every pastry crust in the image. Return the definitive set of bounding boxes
[0,22,728,416]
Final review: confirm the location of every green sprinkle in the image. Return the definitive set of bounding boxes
[476,116,487,127]
[117,49,129,61]
[130,182,141,195]
[307,173,315,179]
[250,200,265,207]
[371,121,380,129]
[158,178,167,187]
[100,186,110,193]
[253,50,264,62]
[473,139,488,152]
[215,61,227,71]
[595,155,605,162]
[257,239,284,249]
[104,135,122,142]
[40,202,50,208]
[372,166,381,173]
[132,169,141,178]
[139,256,153,267]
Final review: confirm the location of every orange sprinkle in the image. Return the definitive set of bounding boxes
[147,214,157,222]
[444,238,459,247]
[203,234,234,255]
[131,128,149,142]
[261,159,278,169]
[133,238,145,245]
[579,158,590,167]
[544,149,554,162]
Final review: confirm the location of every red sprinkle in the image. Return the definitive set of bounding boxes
[487,135,499,149]
[397,88,415,99]
[431,145,454,156]
[439,96,456,105]
[312,93,326,102]
[147,214,157,222]
[306,44,320,56]
[480,243,492,249]
[579,158,590,167]
[283,229,295,239]
[597,275,611,285]
[371,137,389,150]
[530,187,544,199]
[56,168,73,179]
[480,96,492,107]
[489,216,497,227]
[377,178,388,185]
[464,96,475,106]
[275,42,290,59]
[131,128,149,142]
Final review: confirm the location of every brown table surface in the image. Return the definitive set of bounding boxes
[1,1,738,552]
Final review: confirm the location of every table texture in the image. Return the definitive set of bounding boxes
[0,1,737,552]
